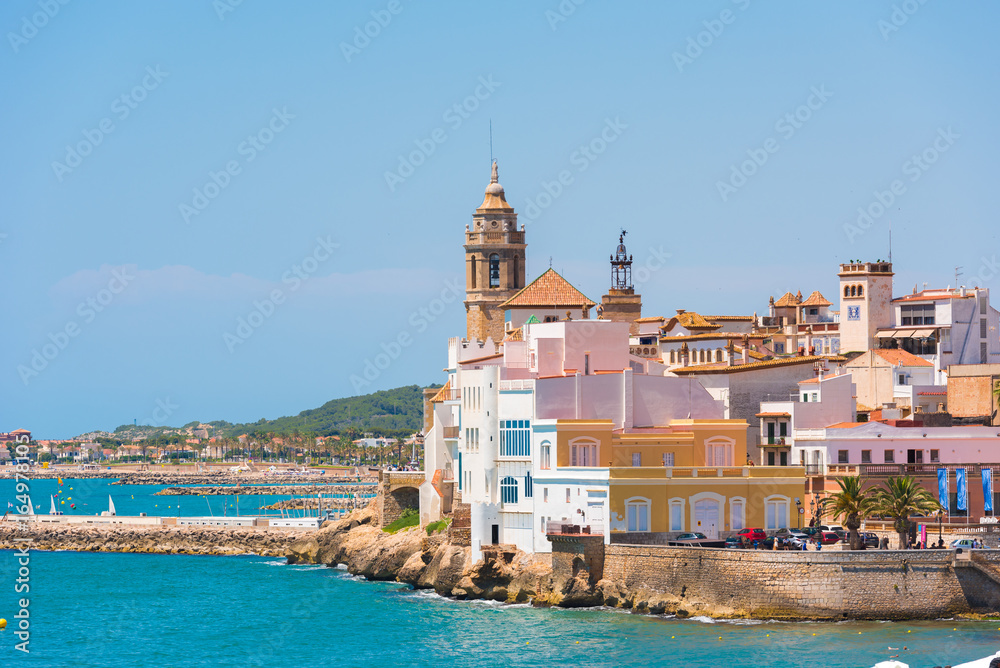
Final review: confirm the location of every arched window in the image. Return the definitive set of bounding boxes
[670,350,676,364]
[489,254,500,288]
[849,285,855,297]
[716,349,723,362]
[501,476,518,505]
[570,437,599,467]
[857,285,864,297]
[540,441,551,470]
[844,285,850,297]
[625,497,651,532]
[470,255,477,290]
[524,472,533,498]
[700,349,706,364]
[513,255,519,288]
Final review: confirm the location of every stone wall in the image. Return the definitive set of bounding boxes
[604,544,971,619]
[379,472,424,527]
[550,534,605,583]
[449,503,471,546]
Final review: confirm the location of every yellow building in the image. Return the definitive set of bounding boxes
[555,418,807,538]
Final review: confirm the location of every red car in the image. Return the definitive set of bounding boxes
[812,531,841,545]
[737,528,766,543]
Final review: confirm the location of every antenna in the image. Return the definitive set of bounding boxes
[955,266,963,287]
[549,256,553,269]
[489,119,493,165]
[888,220,892,264]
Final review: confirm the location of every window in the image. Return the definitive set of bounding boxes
[632,452,641,467]
[802,393,808,402]
[850,285,856,297]
[898,374,907,385]
[524,472,533,498]
[983,319,989,339]
[662,452,675,467]
[540,441,551,470]
[884,450,895,464]
[584,353,590,375]
[900,304,935,326]
[565,488,571,503]
[930,449,939,463]
[812,393,819,402]
[543,487,548,503]
[458,452,463,490]
[470,255,477,289]
[857,285,863,297]
[500,476,518,505]
[626,498,650,532]
[730,498,745,531]
[844,286,850,297]
[764,496,789,530]
[669,350,676,364]
[669,499,684,531]
[838,450,849,464]
[500,420,531,457]
[570,438,598,466]
[489,254,500,288]
[779,422,787,437]
[705,439,734,467]
[861,450,871,464]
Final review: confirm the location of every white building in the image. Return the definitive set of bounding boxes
[420,318,724,560]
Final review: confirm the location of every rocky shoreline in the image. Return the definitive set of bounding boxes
[0,523,296,556]
[286,506,653,613]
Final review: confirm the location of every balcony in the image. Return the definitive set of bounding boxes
[762,437,788,447]
[545,522,603,536]
[439,389,462,402]
[442,426,460,439]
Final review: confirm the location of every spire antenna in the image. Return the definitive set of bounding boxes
[489,119,493,165]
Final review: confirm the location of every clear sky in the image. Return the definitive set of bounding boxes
[3,1,998,438]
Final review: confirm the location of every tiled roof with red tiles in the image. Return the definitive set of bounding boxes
[664,310,721,331]
[499,268,596,308]
[704,315,754,322]
[672,355,845,375]
[892,289,975,303]
[871,349,933,367]
[774,291,801,307]
[502,327,523,342]
[800,291,832,307]
[429,381,451,403]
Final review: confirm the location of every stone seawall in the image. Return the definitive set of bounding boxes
[604,545,970,620]
[0,523,297,556]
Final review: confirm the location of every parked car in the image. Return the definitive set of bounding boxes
[860,532,880,548]
[724,536,744,549]
[812,531,842,545]
[737,528,767,544]
[950,538,977,549]
[774,528,809,540]
[675,532,708,541]
[762,536,799,550]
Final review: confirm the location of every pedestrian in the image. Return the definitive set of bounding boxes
[816,539,822,552]
[773,536,779,550]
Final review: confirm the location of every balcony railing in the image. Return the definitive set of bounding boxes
[438,389,461,401]
[442,426,460,439]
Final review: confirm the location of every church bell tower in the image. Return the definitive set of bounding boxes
[464,161,527,342]
[599,230,643,334]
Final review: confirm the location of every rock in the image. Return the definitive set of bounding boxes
[397,551,428,584]
[418,544,469,594]
[287,537,320,565]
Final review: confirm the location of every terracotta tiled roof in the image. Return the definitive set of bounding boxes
[892,290,975,303]
[429,380,451,403]
[827,422,867,429]
[918,391,947,396]
[660,333,747,342]
[635,316,666,323]
[798,377,821,384]
[459,353,504,365]
[871,349,933,367]
[499,268,595,308]
[756,412,791,418]
[800,291,831,307]
[774,292,801,307]
[502,328,523,342]
[665,311,721,331]
[704,315,754,321]
[672,355,839,375]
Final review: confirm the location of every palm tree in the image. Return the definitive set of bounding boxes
[873,476,943,549]
[821,476,876,549]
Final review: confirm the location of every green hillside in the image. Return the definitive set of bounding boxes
[207,384,437,437]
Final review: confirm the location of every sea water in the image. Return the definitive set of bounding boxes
[0,550,998,667]
[0,478,374,518]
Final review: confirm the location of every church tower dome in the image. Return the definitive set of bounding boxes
[464,161,526,342]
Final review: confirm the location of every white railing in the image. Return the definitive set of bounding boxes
[499,379,535,391]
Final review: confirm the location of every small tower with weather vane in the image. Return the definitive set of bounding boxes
[598,230,643,334]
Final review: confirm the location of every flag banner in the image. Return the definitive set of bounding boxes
[957,468,968,512]
[938,468,949,511]
[985,468,994,514]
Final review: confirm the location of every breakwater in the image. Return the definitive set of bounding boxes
[154,484,374,496]
[0,523,295,556]
[285,508,1000,620]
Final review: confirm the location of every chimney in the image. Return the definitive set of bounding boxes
[726,340,735,367]
[741,335,749,364]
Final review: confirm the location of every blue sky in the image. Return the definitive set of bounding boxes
[3,1,998,438]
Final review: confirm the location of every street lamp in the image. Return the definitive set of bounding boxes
[796,498,802,529]
[809,498,816,528]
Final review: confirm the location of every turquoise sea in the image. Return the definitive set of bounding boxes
[0,478,375,518]
[1,551,999,667]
